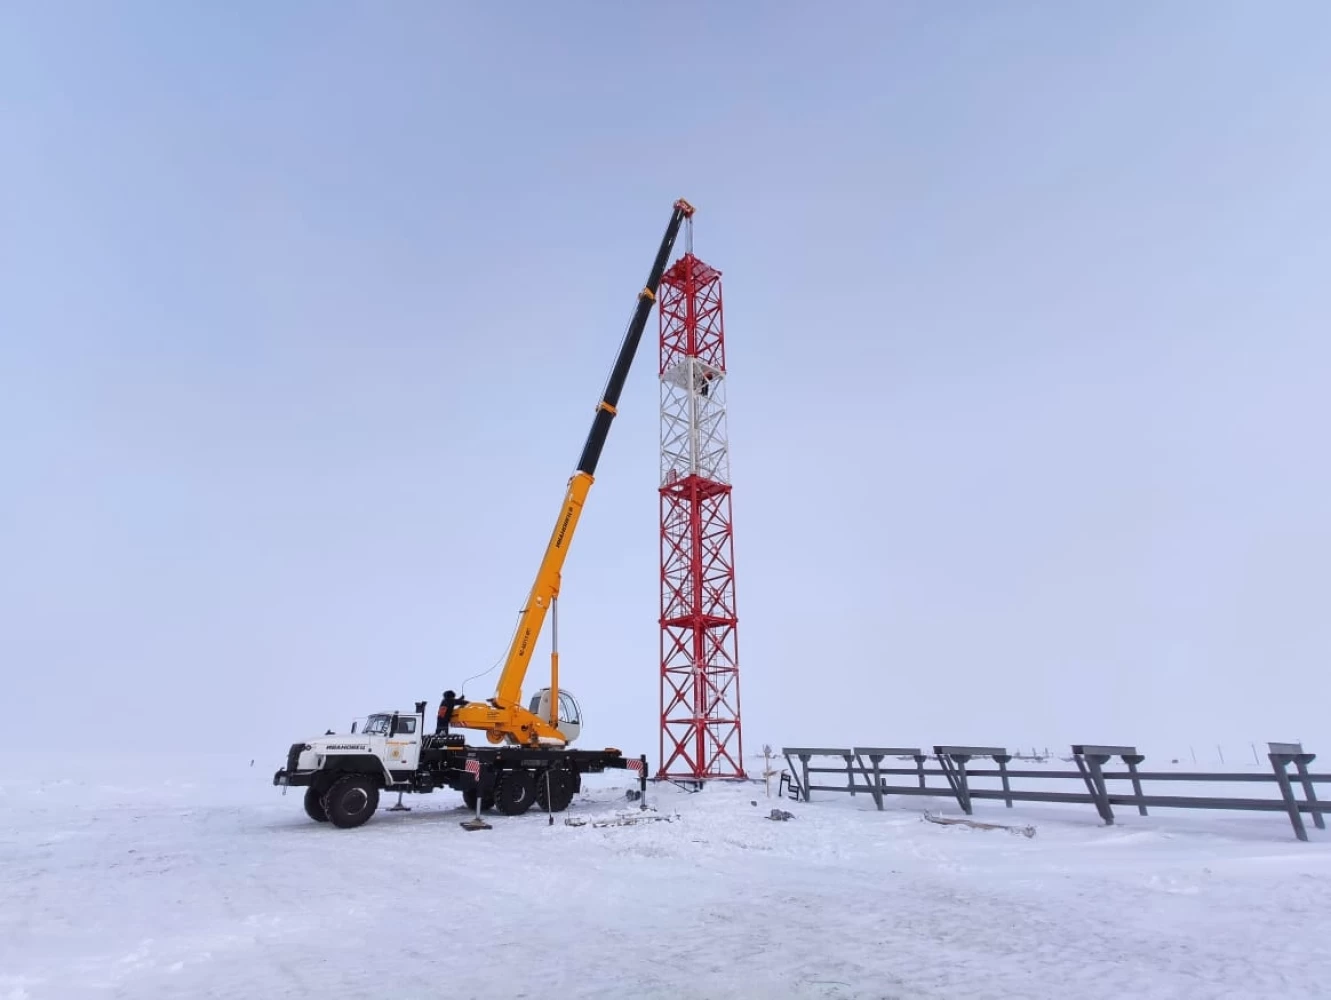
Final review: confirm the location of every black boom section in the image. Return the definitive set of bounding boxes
[576,200,693,477]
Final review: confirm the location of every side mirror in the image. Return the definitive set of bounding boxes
[351,721,357,734]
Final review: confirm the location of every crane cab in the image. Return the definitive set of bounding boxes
[529,687,583,744]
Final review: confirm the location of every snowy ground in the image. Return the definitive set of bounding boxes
[2,751,1330,1000]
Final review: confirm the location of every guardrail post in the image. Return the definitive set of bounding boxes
[944,753,972,814]
[1072,745,1117,826]
[852,748,916,812]
[781,749,812,803]
[782,748,862,804]
[933,747,1007,816]
[1269,742,1310,841]
[854,749,884,811]
[1292,749,1326,831]
[994,752,1013,808]
[1124,752,1149,816]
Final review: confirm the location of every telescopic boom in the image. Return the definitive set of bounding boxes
[449,198,695,746]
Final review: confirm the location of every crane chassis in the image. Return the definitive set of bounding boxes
[275,703,647,828]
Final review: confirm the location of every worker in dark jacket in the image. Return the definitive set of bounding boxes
[436,689,468,734]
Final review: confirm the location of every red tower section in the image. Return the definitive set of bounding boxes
[657,231,745,781]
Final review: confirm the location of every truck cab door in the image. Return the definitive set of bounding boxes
[386,714,421,772]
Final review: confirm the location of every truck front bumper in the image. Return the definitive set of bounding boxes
[273,769,314,788]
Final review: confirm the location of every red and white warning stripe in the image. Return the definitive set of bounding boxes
[464,758,481,777]
[626,758,645,774]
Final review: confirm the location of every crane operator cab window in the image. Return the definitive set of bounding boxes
[529,687,583,743]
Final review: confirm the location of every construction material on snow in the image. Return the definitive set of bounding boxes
[922,809,1036,838]
[564,809,679,828]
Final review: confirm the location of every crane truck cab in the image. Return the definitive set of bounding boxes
[286,709,424,779]
[279,705,433,827]
[356,709,425,769]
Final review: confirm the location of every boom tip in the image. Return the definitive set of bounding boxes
[674,198,696,217]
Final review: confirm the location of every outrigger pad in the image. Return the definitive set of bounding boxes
[460,817,492,831]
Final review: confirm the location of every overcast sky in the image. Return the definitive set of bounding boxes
[3,2,1328,766]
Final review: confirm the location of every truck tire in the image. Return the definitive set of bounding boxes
[321,774,380,828]
[303,784,329,822]
[494,768,536,816]
[535,769,575,812]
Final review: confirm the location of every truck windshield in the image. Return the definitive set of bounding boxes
[361,715,390,735]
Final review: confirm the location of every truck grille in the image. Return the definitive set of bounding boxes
[286,743,305,773]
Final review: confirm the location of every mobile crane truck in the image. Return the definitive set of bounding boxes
[272,198,694,828]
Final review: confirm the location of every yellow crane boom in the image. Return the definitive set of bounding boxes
[450,198,695,746]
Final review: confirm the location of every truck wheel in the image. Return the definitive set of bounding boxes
[462,788,495,812]
[535,769,575,812]
[494,768,536,816]
[303,784,329,822]
[321,774,380,828]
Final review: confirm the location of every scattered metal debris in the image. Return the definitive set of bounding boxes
[565,810,679,828]
[922,809,1035,838]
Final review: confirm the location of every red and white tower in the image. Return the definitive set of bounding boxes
[657,221,745,781]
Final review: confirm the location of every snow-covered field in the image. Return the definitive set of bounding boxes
[3,750,1329,1000]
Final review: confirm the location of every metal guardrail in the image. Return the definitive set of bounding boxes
[779,742,1330,842]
